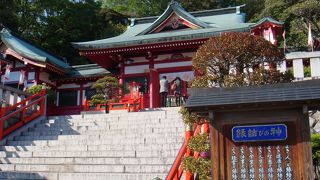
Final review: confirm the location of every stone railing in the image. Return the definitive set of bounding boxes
[285,51,320,81]
[0,84,30,106]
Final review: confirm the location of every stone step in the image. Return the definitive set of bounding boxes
[27,126,184,134]
[47,114,181,121]
[0,149,179,158]
[0,172,167,180]
[16,132,184,141]
[0,143,181,152]
[0,108,184,179]
[30,124,183,133]
[0,164,171,173]
[8,136,183,146]
[0,157,175,165]
[36,121,183,128]
[23,127,184,136]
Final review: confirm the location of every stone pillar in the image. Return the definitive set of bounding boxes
[293,58,304,79]
[310,57,320,78]
[277,60,287,73]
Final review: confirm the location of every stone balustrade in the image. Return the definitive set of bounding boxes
[0,84,30,106]
[285,51,320,81]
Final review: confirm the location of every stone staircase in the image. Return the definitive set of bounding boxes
[0,107,185,180]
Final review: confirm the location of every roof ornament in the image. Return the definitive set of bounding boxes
[169,0,181,7]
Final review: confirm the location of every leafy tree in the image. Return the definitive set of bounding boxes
[0,0,19,31]
[192,32,292,88]
[25,84,56,103]
[100,0,170,17]
[91,76,121,105]
[2,0,127,65]
[249,0,320,50]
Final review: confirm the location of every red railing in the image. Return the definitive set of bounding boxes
[166,122,210,180]
[83,100,107,112]
[84,96,144,113]
[0,89,46,140]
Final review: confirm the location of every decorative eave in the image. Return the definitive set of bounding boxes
[4,48,66,75]
[79,38,208,56]
[77,25,251,53]
[46,63,67,76]
[250,17,283,30]
[131,4,245,25]
[1,28,70,71]
[53,75,104,84]
[137,1,210,35]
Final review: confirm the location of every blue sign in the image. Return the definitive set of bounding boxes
[232,124,287,142]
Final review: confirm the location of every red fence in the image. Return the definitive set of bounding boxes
[0,89,46,140]
[166,123,209,180]
[84,95,144,113]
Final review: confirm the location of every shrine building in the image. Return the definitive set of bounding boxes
[0,1,285,115]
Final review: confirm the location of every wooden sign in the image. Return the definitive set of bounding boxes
[232,124,287,142]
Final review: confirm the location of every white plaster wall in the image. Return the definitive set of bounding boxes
[155,52,195,61]
[125,65,149,74]
[155,54,172,61]
[77,90,80,106]
[28,72,35,80]
[154,61,192,69]
[2,71,21,82]
[82,90,86,104]
[130,57,149,63]
[39,71,54,84]
[83,82,94,88]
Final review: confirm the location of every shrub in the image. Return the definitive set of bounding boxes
[187,133,210,153]
[25,84,56,103]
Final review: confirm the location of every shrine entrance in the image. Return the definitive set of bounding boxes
[185,80,320,180]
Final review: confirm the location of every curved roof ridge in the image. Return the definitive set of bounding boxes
[130,4,245,25]
[0,28,70,70]
[137,1,210,35]
[250,17,284,28]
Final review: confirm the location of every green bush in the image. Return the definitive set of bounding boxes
[182,156,197,173]
[182,157,211,180]
[304,66,311,77]
[187,133,210,152]
[90,94,107,105]
[312,133,320,161]
[25,84,56,103]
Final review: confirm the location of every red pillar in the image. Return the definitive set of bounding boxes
[149,69,159,108]
[118,55,124,96]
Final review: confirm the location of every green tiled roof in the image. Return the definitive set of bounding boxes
[72,2,251,50]
[1,28,70,70]
[250,17,283,28]
[68,64,110,77]
[137,1,210,35]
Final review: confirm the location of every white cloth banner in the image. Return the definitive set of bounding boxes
[160,71,194,83]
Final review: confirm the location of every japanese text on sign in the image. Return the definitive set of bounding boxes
[232,124,287,142]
